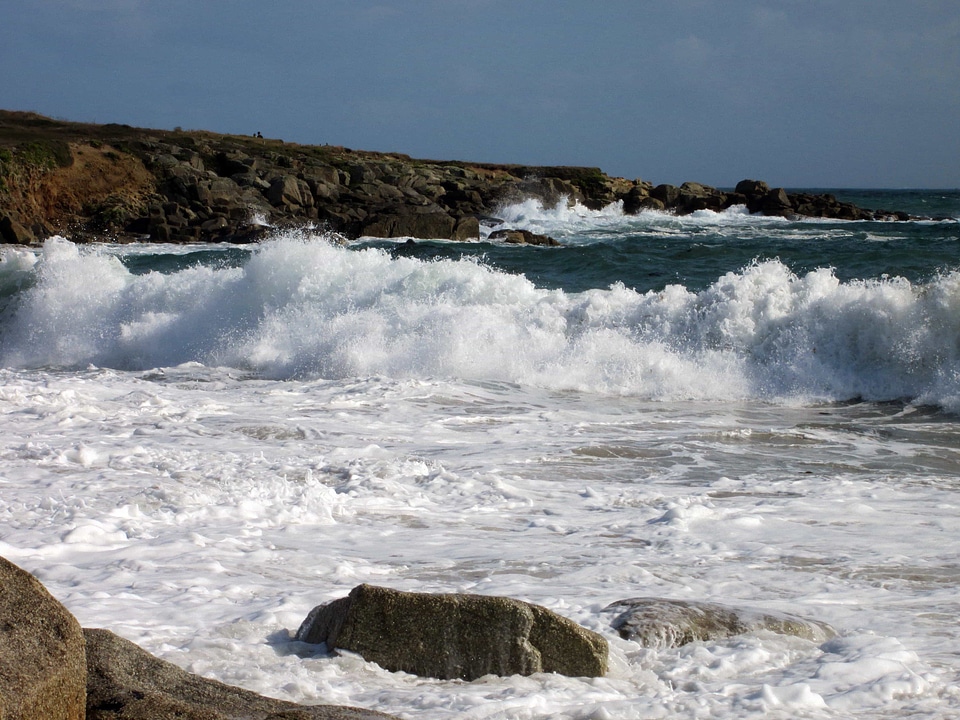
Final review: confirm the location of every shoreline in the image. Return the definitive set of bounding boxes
[0,110,932,247]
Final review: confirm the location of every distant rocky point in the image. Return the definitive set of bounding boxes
[0,110,920,246]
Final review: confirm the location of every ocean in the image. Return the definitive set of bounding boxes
[1,190,959,718]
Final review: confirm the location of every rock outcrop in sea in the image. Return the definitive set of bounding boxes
[296,583,609,681]
[605,597,836,648]
[0,110,921,246]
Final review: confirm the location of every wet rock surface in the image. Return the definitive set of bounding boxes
[296,584,609,681]
[606,597,836,648]
[85,628,397,720]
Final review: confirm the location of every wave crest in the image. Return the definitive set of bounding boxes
[2,235,959,408]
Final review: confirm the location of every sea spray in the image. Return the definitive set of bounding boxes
[2,234,959,408]
[3,194,960,718]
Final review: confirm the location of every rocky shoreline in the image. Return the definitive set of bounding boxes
[0,110,921,247]
[2,556,837,719]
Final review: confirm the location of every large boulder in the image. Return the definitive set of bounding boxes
[605,597,835,648]
[0,556,86,720]
[84,628,396,720]
[650,183,681,207]
[296,584,608,681]
[452,215,480,240]
[361,207,461,240]
[266,174,305,209]
[734,178,770,200]
[620,183,652,214]
[676,182,728,214]
[747,187,793,217]
[196,177,244,210]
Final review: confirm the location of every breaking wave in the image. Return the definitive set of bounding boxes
[2,235,959,409]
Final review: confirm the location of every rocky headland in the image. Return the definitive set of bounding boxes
[0,110,919,246]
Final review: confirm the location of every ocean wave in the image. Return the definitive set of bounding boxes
[485,198,788,243]
[2,235,959,409]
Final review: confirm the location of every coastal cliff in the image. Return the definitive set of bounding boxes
[0,110,913,245]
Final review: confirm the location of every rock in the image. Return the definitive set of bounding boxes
[734,179,770,199]
[0,112,925,246]
[723,191,748,208]
[748,187,793,217]
[301,166,340,188]
[605,597,835,648]
[347,164,377,187]
[519,177,585,207]
[834,202,872,220]
[201,216,229,233]
[488,229,559,246]
[150,221,172,242]
[676,182,728,214]
[84,627,397,720]
[621,184,651,214]
[296,584,608,681]
[0,213,35,244]
[266,174,304,209]
[0,556,86,720]
[361,207,460,240]
[232,171,271,190]
[452,215,480,240]
[212,151,253,177]
[637,196,666,212]
[650,183,681,207]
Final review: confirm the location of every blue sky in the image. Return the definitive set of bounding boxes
[3,1,958,187]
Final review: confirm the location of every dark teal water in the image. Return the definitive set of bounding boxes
[361,190,960,293]
[111,190,960,295]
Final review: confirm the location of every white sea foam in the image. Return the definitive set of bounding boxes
[3,235,959,409]
[0,364,957,718]
[2,230,960,718]
[487,198,787,243]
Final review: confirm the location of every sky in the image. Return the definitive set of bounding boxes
[3,1,959,188]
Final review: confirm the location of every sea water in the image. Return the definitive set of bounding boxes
[1,192,959,718]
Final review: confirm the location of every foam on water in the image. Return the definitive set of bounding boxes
[2,217,960,717]
[1,365,958,719]
[2,235,960,409]
[487,198,786,243]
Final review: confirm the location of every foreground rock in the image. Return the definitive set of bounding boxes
[296,584,608,681]
[85,628,396,720]
[0,111,926,246]
[0,556,86,720]
[605,597,836,648]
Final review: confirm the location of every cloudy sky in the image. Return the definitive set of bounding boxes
[3,1,958,187]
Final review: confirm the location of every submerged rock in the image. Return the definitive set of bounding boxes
[488,228,560,246]
[0,556,87,720]
[296,584,608,681]
[605,597,835,648]
[85,627,396,720]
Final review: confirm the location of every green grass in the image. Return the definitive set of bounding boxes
[18,140,72,170]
